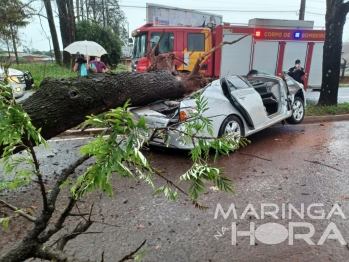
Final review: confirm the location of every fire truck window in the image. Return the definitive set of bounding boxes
[133,33,148,59]
[188,33,205,51]
[150,32,174,55]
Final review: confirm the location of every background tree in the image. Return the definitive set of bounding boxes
[0,0,32,64]
[80,0,129,43]
[318,0,349,105]
[75,20,122,67]
[42,0,62,65]
[0,34,12,59]
[56,0,76,66]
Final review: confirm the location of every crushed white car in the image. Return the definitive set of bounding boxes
[130,71,306,149]
[0,67,34,98]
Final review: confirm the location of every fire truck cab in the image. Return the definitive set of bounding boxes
[132,18,325,89]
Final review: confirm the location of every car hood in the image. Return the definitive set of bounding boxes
[0,67,24,76]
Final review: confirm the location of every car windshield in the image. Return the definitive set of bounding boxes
[185,83,212,100]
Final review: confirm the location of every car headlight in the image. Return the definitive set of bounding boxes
[7,76,20,83]
[16,87,21,92]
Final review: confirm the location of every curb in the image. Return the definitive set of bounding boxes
[58,115,349,137]
[302,114,349,124]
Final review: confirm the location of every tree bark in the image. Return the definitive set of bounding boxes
[56,0,75,67]
[68,0,76,44]
[9,23,19,65]
[318,0,349,106]
[76,0,80,21]
[43,0,62,65]
[20,71,185,140]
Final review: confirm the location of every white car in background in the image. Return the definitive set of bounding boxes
[130,71,306,149]
[0,67,34,98]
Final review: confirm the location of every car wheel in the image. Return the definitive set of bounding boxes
[285,96,305,124]
[218,115,245,137]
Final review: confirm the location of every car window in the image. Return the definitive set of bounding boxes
[225,76,250,90]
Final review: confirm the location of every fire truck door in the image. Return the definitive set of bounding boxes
[183,31,211,73]
[281,42,308,72]
[252,41,279,75]
[307,42,323,88]
[220,34,253,76]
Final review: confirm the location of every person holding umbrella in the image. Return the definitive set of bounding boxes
[73,53,97,76]
[64,40,108,75]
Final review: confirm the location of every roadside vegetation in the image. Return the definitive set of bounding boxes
[10,62,127,89]
[306,102,349,116]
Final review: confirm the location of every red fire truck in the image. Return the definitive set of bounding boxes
[132,18,325,89]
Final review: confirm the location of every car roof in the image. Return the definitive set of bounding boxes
[0,67,24,76]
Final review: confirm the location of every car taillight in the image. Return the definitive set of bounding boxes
[179,107,197,122]
[179,111,187,121]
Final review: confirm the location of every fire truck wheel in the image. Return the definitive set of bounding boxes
[285,96,305,124]
[218,115,245,138]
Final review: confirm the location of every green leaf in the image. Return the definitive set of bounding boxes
[0,217,10,229]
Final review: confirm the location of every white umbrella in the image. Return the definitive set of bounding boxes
[64,40,108,57]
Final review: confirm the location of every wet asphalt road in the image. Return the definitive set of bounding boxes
[2,121,349,261]
[306,87,349,104]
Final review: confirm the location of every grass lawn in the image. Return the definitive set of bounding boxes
[11,62,127,89]
[306,102,349,116]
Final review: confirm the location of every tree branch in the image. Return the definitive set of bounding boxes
[0,199,36,222]
[147,29,165,63]
[34,244,95,262]
[54,204,94,250]
[28,142,49,211]
[68,212,90,216]
[304,159,342,172]
[56,220,94,250]
[237,152,272,161]
[151,167,188,196]
[37,155,90,243]
[118,240,147,262]
[48,155,90,206]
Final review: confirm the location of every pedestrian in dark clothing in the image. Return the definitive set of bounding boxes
[288,59,305,84]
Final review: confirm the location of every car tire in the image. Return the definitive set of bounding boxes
[218,115,245,137]
[285,96,305,124]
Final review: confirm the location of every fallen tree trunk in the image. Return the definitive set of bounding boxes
[1,34,249,157]
[20,70,185,140]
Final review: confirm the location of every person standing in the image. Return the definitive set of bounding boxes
[90,56,109,73]
[73,54,97,76]
[288,59,306,84]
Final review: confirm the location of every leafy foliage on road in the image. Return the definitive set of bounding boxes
[0,67,248,261]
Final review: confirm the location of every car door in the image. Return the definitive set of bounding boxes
[222,76,267,129]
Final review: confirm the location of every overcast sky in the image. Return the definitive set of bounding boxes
[18,0,349,52]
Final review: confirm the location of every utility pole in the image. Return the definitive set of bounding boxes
[299,0,306,20]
